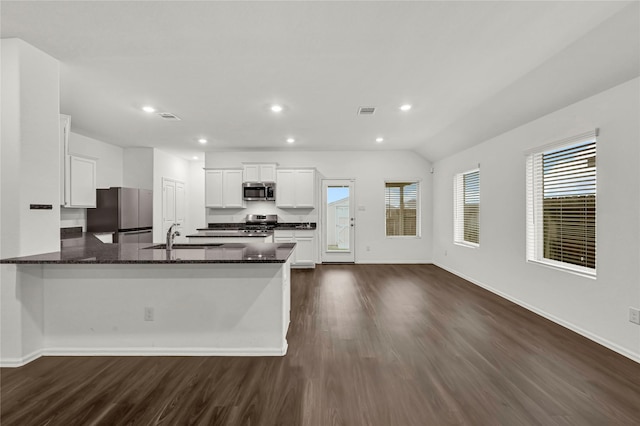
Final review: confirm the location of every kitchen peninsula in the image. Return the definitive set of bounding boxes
[0,240,295,367]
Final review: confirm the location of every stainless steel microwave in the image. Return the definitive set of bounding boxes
[243,182,275,201]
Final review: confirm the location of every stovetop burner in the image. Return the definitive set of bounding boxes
[245,214,277,232]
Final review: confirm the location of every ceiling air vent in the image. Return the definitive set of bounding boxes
[157,112,181,121]
[358,106,376,115]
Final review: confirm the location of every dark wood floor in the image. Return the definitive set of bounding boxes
[2,264,640,425]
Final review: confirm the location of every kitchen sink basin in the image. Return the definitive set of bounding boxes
[143,243,224,250]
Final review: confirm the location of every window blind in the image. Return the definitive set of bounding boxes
[454,169,479,246]
[526,132,596,273]
[385,182,418,236]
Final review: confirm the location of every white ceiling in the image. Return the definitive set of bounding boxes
[2,1,638,162]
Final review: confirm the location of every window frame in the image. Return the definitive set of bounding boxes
[525,130,598,279]
[384,180,421,239]
[453,168,480,248]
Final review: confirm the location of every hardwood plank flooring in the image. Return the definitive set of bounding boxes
[2,264,639,425]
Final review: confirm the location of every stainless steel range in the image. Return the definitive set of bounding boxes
[244,214,278,233]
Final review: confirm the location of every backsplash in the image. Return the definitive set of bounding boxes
[205,201,317,224]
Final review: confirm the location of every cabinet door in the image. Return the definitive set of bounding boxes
[294,169,315,208]
[223,170,245,208]
[205,170,223,208]
[259,164,276,182]
[276,170,296,207]
[243,165,260,182]
[68,155,96,207]
[60,115,71,206]
[294,236,315,265]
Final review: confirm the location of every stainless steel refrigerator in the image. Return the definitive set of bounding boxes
[87,187,153,243]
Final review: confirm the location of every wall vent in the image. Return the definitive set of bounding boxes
[157,112,181,121]
[358,106,376,115]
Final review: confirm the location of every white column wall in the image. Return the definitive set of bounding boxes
[1,39,60,364]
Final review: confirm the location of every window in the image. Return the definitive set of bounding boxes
[526,131,597,276]
[454,169,480,246]
[385,181,419,237]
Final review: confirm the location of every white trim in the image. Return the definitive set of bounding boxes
[527,259,596,279]
[523,129,599,155]
[454,241,479,249]
[0,349,44,368]
[0,345,288,368]
[434,262,640,364]
[43,345,288,357]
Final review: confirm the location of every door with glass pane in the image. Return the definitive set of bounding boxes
[322,180,355,263]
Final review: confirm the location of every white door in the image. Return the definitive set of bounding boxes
[163,178,186,240]
[321,179,355,263]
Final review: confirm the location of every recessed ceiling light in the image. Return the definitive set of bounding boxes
[193,156,198,160]
[142,106,156,113]
[271,104,283,113]
[376,137,384,143]
[286,138,295,144]
[400,104,412,111]
[198,138,207,144]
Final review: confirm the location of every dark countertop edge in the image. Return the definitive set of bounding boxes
[1,259,288,264]
[186,233,273,238]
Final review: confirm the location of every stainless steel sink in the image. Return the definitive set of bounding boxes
[143,243,224,250]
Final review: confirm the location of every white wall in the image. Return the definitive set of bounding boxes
[1,39,60,363]
[205,151,433,263]
[432,78,640,361]
[153,149,189,243]
[123,147,153,190]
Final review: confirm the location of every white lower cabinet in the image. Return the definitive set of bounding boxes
[274,229,316,268]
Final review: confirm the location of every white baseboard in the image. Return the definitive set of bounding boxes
[434,262,640,364]
[0,349,43,368]
[1,344,288,368]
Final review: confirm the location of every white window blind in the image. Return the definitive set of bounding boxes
[385,182,419,237]
[526,131,597,275]
[454,169,480,246]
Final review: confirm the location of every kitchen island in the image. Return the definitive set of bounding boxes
[0,241,294,367]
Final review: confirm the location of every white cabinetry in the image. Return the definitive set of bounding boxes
[60,114,97,208]
[205,169,245,208]
[243,163,277,182]
[67,156,97,208]
[274,229,316,268]
[276,169,315,208]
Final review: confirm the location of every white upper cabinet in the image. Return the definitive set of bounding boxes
[60,114,97,208]
[68,155,97,208]
[293,169,315,208]
[276,169,315,209]
[205,169,245,209]
[243,163,277,182]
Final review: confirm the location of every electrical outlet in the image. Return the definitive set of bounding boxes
[444,250,448,256]
[144,307,154,321]
[630,307,640,325]
[366,246,370,252]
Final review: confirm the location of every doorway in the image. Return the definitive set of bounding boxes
[321,179,355,263]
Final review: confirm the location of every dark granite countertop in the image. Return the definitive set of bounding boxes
[0,242,296,264]
[197,222,317,231]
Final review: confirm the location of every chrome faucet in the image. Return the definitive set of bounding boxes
[166,223,181,250]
